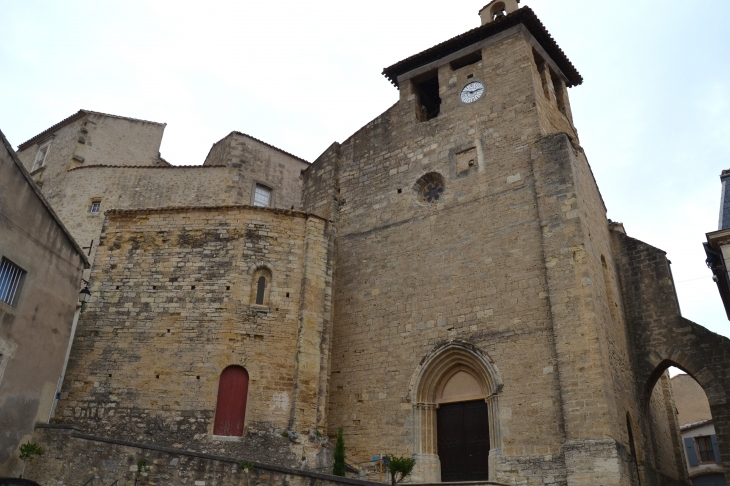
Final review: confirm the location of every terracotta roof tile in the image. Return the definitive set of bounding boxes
[382,6,582,88]
[229,131,310,165]
[680,418,713,431]
[17,109,166,151]
[67,164,225,172]
[105,204,327,222]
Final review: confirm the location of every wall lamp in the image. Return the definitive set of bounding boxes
[79,279,92,305]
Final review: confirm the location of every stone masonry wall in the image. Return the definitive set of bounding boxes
[304,30,579,484]
[0,131,87,477]
[203,132,308,210]
[611,230,730,485]
[52,206,332,469]
[27,425,368,486]
[51,165,251,272]
[16,112,165,205]
[301,23,689,484]
[16,116,308,279]
[647,372,686,481]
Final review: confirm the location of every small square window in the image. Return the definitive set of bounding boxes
[253,185,272,207]
[0,257,27,306]
[32,142,51,171]
[90,201,101,213]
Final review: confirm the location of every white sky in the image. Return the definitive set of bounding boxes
[1,1,729,339]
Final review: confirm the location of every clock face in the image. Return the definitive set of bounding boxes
[460,81,485,103]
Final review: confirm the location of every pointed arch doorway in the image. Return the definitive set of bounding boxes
[436,369,491,481]
[410,342,502,483]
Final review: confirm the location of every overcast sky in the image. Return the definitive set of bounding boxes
[1,1,729,340]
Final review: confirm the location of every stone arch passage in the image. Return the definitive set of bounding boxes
[409,341,502,483]
[611,230,730,484]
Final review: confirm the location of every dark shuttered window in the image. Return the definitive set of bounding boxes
[685,437,700,466]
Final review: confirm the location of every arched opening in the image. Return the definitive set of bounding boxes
[213,366,249,437]
[670,370,725,485]
[641,362,726,485]
[490,2,507,20]
[409,342,502,483]
[436,368,490,482]
[250,267,272,307]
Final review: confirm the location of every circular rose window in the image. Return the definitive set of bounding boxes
[414,172,446,205]
[422,181,444,203]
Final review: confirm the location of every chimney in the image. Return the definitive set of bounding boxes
[479,0,520,25]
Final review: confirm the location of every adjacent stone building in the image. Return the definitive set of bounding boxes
[0,129,88,476]
[8,2,730,485]
[671,374,726,485]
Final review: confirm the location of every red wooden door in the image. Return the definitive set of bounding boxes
[213,366,249,436]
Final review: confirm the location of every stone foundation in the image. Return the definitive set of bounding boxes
[26,425,347,486]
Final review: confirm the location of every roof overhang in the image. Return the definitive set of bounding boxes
[382,6,582,89]
[705,228,730,320]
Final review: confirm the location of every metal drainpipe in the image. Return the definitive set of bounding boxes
[48,304,81,422]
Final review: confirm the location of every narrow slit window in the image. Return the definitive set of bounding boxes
[250,267,272,306]
[0,257,26,306]
[256,276,266,305]
[253,185,272,207]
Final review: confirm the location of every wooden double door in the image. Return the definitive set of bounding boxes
[437,400,490,482]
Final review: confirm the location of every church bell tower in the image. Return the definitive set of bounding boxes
[303,2,644,485]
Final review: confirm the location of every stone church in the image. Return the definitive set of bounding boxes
[5,1,730,485]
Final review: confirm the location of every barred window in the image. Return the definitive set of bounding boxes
[253,185,271,207]
[0,258,26,306]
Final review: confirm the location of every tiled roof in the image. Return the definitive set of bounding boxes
[67,164,225,172]
[680,418,713,432]
[0,128,90,266]
[227,131,310,165]
[105,204,327,222]
[382,6,582,88]
[17,109,166,151]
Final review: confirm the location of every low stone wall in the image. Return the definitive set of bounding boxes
[25,425,371,486]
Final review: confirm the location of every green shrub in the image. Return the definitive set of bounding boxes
[239,461,255,473]
[385,455,416,486]
[19,442,44,462]
[332,426,346,476]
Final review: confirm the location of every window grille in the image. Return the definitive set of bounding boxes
[253,185,271,207]
[0,258,26,306]
[90,201,101,213]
